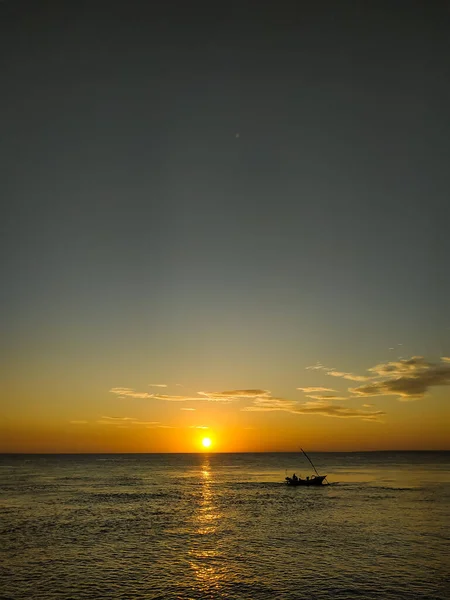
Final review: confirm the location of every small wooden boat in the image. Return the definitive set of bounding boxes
[285,474,327,486]
[285,448,329,486]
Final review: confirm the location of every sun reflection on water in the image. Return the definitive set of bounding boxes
[196,457,219,534]
[188,456,226,594]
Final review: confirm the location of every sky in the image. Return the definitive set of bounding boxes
[1,0,449,452]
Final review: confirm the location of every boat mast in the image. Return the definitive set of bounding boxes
[301,448,321,477]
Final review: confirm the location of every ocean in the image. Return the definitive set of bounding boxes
[1,452,449,600]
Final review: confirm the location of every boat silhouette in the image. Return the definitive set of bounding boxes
[285,448,328,486]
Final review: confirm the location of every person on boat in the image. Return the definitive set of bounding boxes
[292,473,298,482]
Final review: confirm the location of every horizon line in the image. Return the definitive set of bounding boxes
[1,449,448,455]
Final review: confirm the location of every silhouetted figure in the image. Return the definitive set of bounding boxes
[292,473,298,482]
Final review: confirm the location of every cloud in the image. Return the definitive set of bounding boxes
[305,394,349,401]
[181,407,196,411]
[367,356,431,377]
[97,416,161,426]
[350,356,450,400]
[295,404,384,421]
[327,371,371,382]
[305,363,368,381]
[297,387,336,392]
[100,416,135,421]
[98,416,139,426]
[197,389,271,401]
[110,387,154,399]
[111,387,274,403]
[150,394,200,401]
[189,425,209,429]
[110,388,199,402]
[149,383,167,388]
[242,397,298,411]
[242,398,384,421]
[306,363,333,371]
[200,389,271,398]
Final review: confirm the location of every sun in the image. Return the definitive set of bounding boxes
[201,437,212,449]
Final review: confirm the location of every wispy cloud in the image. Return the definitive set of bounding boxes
[189,425,209,429]
[110,387,199,402]
[241,397,297,411]
[306,362,370,382]
[100,416,135,422]
[297,386,336,393]
[97,416,161,427]
[242,398,384,421]
[326,371,371,382]
[110,387,154,399]
[350,356,450,400]
[305,394,349,401]
[304,355,450,400]
[368,356,437,376]
[305,364,368,381]
[306,362,334,371]
[181,407,196,411]
[111,387,273,403]
[241,398,297,412]
[198,389,271,401]
[296,405,384,421]
[149,383,167,388]
[150,394,200,401]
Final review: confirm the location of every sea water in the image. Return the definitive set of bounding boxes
[1,452,449,599]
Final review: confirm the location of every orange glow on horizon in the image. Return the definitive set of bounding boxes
[1,398,449,453]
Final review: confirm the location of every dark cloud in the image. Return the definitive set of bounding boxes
[351,356,450,400]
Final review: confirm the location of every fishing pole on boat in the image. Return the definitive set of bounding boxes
[301,448,330,485]
[301,448,320,477]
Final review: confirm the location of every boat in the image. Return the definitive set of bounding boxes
[285,474,327,486]
[285,448,328,486]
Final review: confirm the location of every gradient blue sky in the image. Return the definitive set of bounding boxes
[2,1,449,451]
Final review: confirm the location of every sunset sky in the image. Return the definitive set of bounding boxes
[2,1,449,452]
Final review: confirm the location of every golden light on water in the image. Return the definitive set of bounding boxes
[201,437,212,449]
[189,456,224,593]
